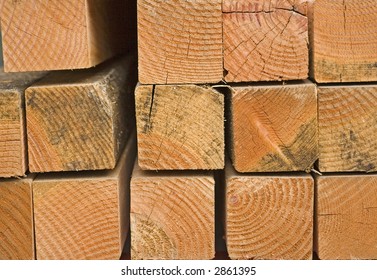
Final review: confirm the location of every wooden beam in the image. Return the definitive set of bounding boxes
[33,134,136,260]
[130,164,215,260]
[316,175,377,260]
[308,0,377,83]
[0,175,35,260]
[318,84,377,172]
[135,84,224,170]
[227,81,317,172]
[0,0,132,72]
[26,55,136,173]
[225,163,314,260]
[0,70,46,178]
[138,0,223,84]
[223,0,308,82]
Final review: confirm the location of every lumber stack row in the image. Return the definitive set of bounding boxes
[0,0,138,260]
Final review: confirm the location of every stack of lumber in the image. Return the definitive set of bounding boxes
[0,0,137,260]
[1,0,377,261]
[133,0,377,260]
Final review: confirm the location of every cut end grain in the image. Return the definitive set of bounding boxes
[226,167,314,260]
[308,0,377,83]
[316,175,377,260]
[135,84,224,170]
[131,164,215,260]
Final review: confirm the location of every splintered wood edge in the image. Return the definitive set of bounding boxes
[131,157,213,179]
[225,158,313,179]
[229,79,315,90]
[27,55,135,88]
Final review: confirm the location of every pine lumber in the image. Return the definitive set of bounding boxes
[223,0,309,82]
[26,55,136,173]
[318,84,377,172]
[33,134,136,260]
[308,0,377,83]
[225,163,314,260]
[0,175,35,260]
[316,175,377,260]
[135,84,224,170]
[138,0,223,84]
[227,81,317,172]
[0,0,132,72]
[130,164,215,260]
[0,70,46,178]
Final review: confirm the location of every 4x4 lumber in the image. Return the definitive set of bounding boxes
[223,0,309,82]
[0,175,35,260]
[138,0,223,84]
[316,175,377,260]
[308,0,377,83]
[227,81,317,172]
[130,164,215,260]
[33,135,136,260]
[0,70,46,178]
[225,164,314,260]
[135,84,224,170]
[1,0,132,72]
[26,55,136,173]
[318,84,377,172]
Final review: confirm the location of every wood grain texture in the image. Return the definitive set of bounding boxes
[0,70,46,178]
[131,165,215,260]
[135,84,224,170]
[26,55,136,173]
[223,0,308,82]
[138,0,223,84]
[316,175,377,260]
[0,176,34,260]
[308,0,377,83]
[0,0,131,72]
[318,85,377,172]
[33,135,136,260]
[228,81,317,172]
[226,165,313,260]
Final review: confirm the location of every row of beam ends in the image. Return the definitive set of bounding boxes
[1,64,377,177]
[135,81,377,173]
[138,0,377,84]
[1,1,376,85]
[1,152,377,260]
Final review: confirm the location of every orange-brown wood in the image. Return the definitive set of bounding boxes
[131,164,215,260]
[228,81,317,172]
[33,135,136,260]
[308,0,377,83]
[0,70,46,178]
[223,0,308,82]
[138,0,223,84]
[318,84,377,172]
[225,163,314,260]
[135,84,224,170]
[316,175,377,260]
[26,55,136,173]
[0,0,132,72]
[0,175,35,260]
